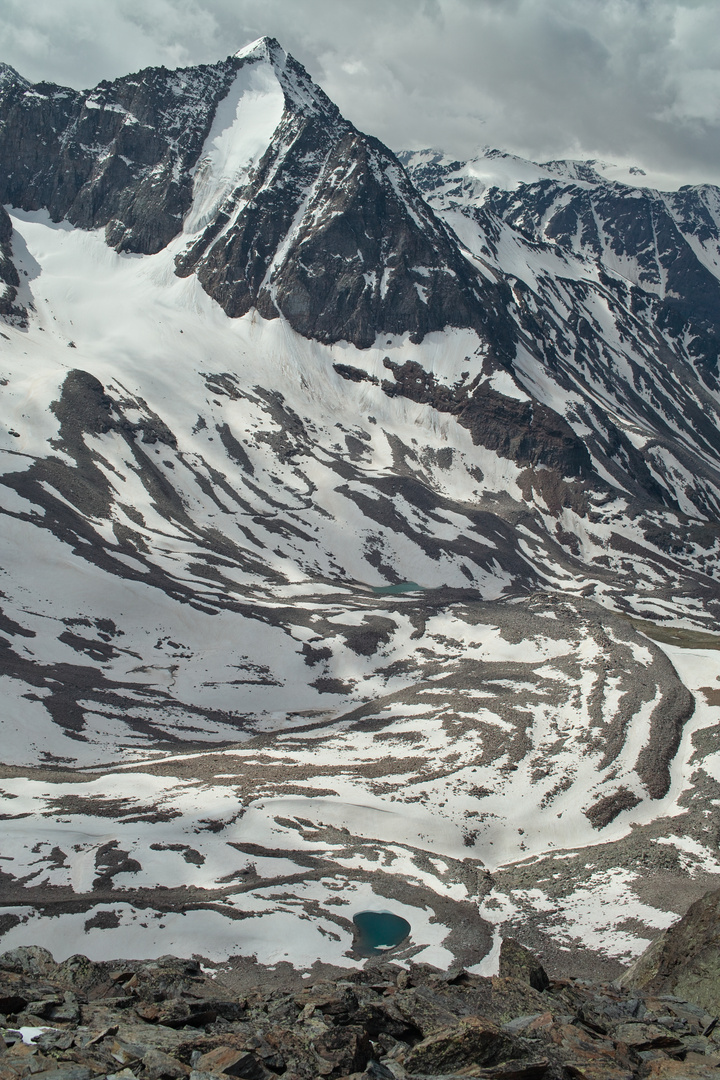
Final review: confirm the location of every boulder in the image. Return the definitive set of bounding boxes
[619,885,720,1015]
[401,1015,518,1074]
[498,939,550,992]
[489,977,551,1024]
[0,946,57,978]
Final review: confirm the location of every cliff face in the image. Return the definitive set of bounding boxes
[181,123,514,352]
[375,357,592,477]
[0,58,241,255]
[0,203,23,320]
[621,885,720,1016]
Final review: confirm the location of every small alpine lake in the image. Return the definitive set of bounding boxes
[352,910,411,953]
[371,582,424,596]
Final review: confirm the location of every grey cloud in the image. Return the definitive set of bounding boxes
[1,0,719,184]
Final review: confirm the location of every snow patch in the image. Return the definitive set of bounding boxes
[184,63,285,234]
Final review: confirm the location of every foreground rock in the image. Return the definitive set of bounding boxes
[1,945,720,1080]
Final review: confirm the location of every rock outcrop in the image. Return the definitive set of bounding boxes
[1,943,720,1080]
[374,358,591,476]
[0,203,25,322]
[498,939,550,993]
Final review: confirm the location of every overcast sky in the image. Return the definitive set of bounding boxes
[1,0,719,186]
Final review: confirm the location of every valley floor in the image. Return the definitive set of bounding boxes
[2,606,720,981]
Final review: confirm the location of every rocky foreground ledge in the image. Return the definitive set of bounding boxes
[3,887,720,1080]
[0,923,719,1080]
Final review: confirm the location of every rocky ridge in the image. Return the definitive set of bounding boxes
[0,936,719,1080]
[0,204,24,322]
[401,148,720,521]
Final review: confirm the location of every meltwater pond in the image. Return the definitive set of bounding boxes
[371,582,424,596]
[353,910,411,953]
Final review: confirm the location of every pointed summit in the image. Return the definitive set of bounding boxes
[234,36,282,62]
[233,35,335,118]
[0,63,28,92]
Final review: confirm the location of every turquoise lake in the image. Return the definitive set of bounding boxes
[371,582,424,596]
[353,910,411,952]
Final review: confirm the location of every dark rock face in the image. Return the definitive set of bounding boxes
[401,1014,519,1073]
[0,203,24,321]
[0,57,241,254]
[378,358,591,476]
[499,939,550,992]
[174,43,515,353]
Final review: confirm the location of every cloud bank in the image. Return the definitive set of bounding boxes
[1,0,719,185]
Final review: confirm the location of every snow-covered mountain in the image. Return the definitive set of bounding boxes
[0,39,510,350]
[403,148,720,519]
[1,39,720,978]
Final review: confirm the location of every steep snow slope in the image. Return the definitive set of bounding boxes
[184,44,286,235]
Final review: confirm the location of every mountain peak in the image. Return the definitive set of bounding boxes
[234,35,283,63]
[0,62,28,92]
[232,35,334,119]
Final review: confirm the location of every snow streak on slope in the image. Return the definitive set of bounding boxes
[184,58,285,235]
[0,209,711,747]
